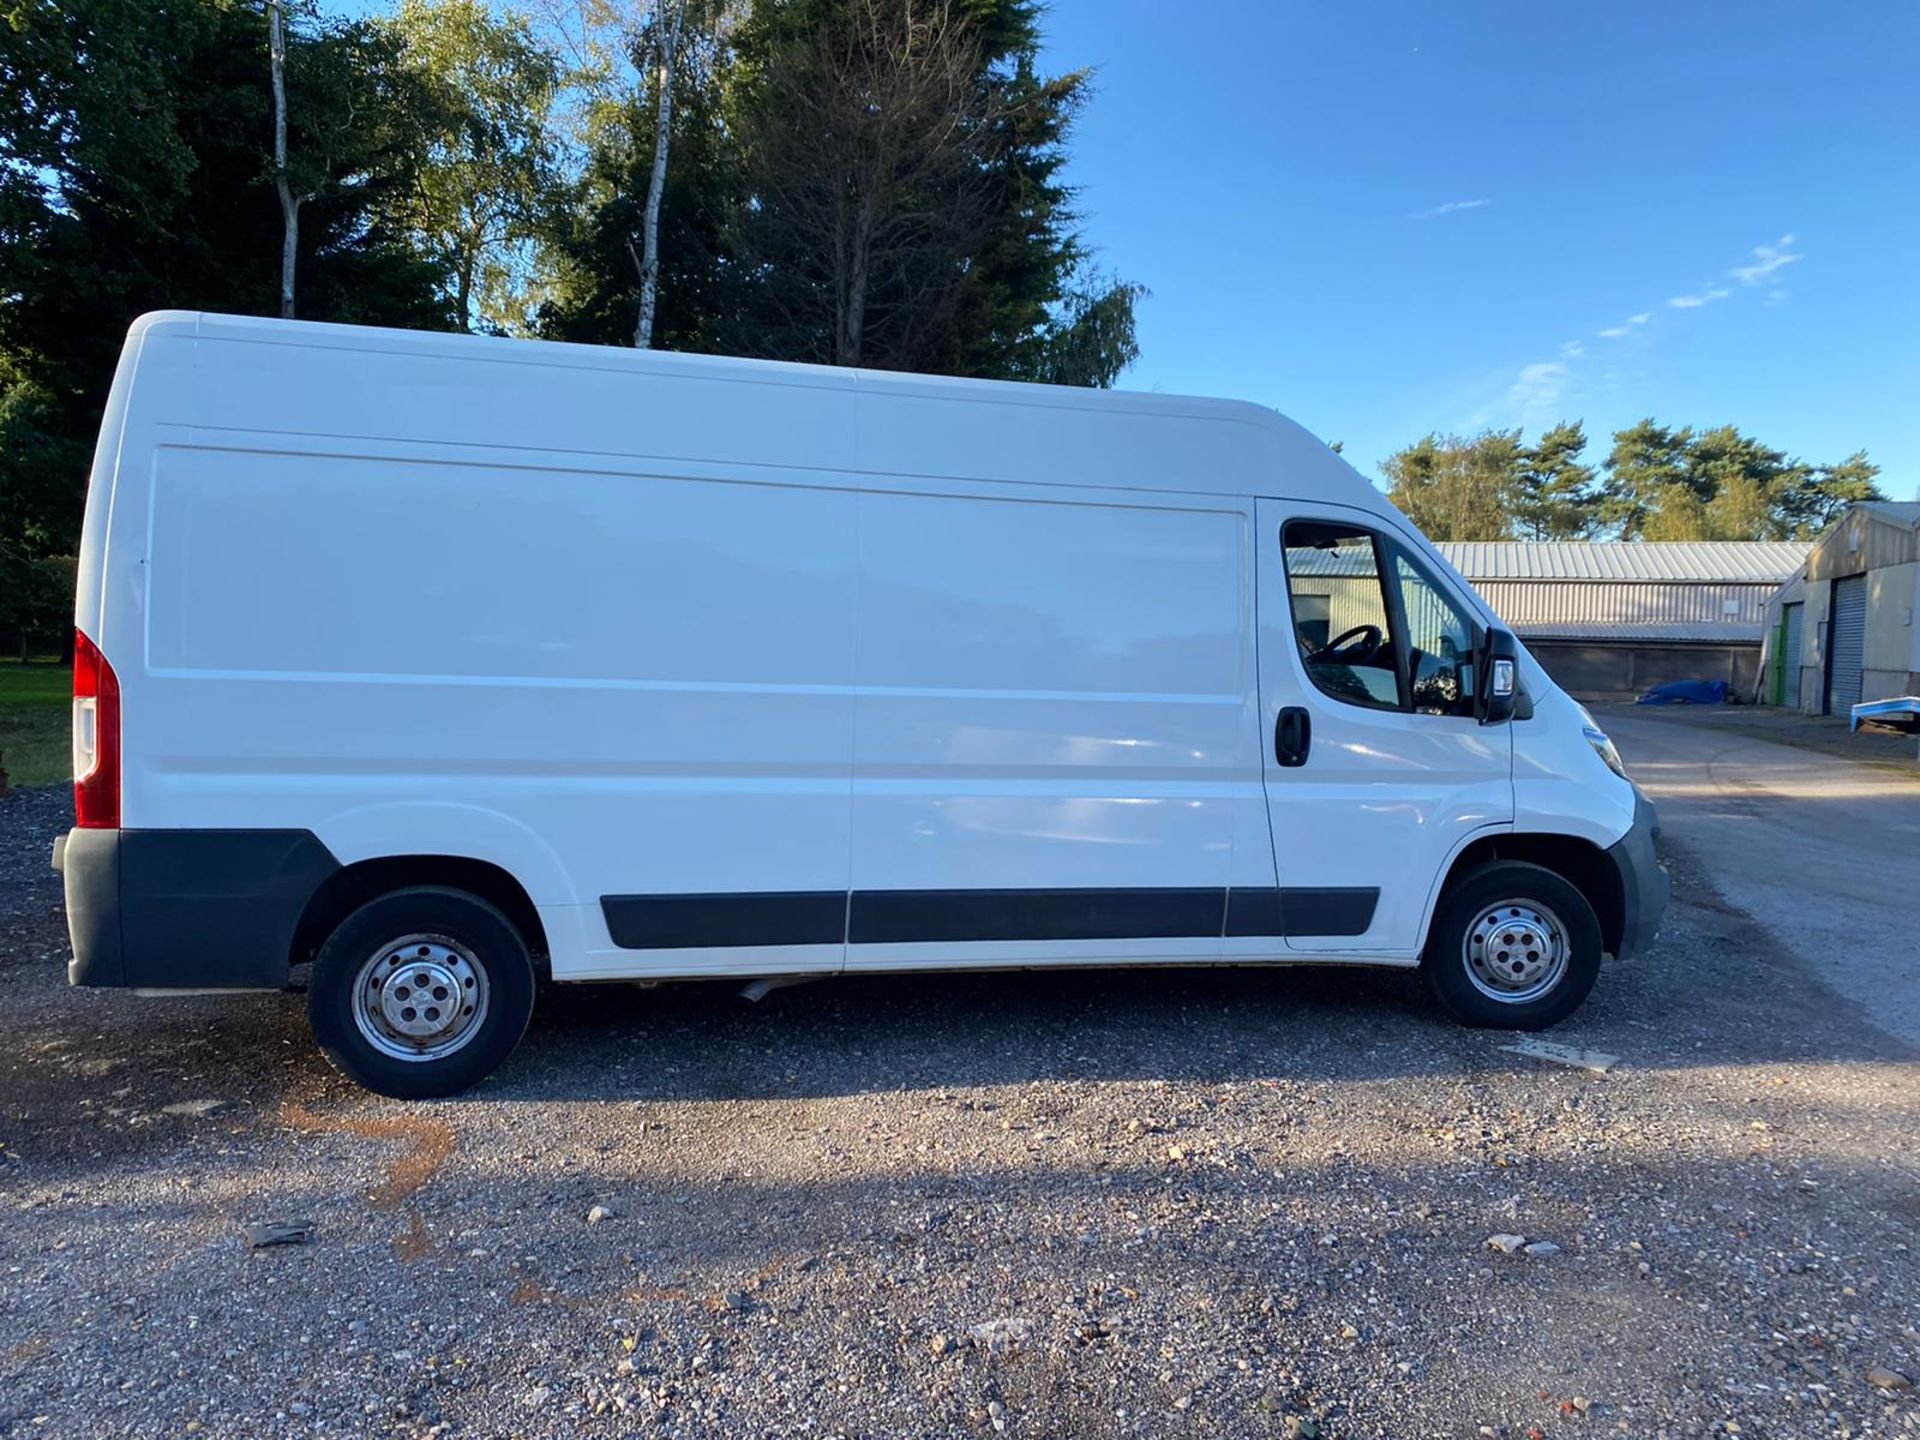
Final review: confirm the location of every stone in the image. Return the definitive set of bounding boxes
[1866,1367,1912,1391]
[586,1205,615,1224]
[969,1317,1034,1354]
[1524,1241,1563,1258]
[163,1099,231,1118]
[242,1219,314,1249]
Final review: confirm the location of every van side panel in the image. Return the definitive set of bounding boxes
[85,317,1419,988]
[844,484,1249,968]
[133,441,858,979]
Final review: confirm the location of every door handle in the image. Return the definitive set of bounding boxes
[1275,706,1311,767]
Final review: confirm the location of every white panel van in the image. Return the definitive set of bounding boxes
[57,313,1666,1097]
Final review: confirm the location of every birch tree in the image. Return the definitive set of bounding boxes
[268,0,299,318]
[536,0,728,348]
[631,0,685,346]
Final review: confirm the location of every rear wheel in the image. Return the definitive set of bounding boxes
[1422,861,1601,1030]
[308,886,535,1099]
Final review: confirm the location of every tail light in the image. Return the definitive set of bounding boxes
[73,628,120,829]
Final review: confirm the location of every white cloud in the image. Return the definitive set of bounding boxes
[1730,234,1802,286]
[1507,361,1569,413]
[1598,311,1653,339]
[1411,198,1490,220]
[1668,287,1732,309]
[1560,340,1586,359]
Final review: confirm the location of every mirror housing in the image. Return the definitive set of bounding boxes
[1476,626,1521,726]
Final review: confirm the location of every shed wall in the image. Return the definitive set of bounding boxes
[1470,579,1775,632]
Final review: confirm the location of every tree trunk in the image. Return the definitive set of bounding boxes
[267,0,298,320]
[456,249,475,333]
[634,0,685,349]
[836,194,877,367]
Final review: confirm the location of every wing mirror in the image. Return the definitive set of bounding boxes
[1476,626,1521,726]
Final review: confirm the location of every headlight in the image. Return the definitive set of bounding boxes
[1583,725,1628,779]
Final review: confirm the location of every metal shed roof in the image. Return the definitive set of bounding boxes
[1435,541,1810,582]
[1859,501,1920,528]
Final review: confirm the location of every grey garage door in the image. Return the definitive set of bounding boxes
[1826,577,1866,715]
[1781,603,1803,706]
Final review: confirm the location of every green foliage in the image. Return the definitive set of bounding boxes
[0,365,91,557]
[1385,418,1884,543]
[719,0,1133,377]
[1510,421,1598,540]
[1599,421,1884,541]
[381,0,562,331]
[541,0,1140,382]
[537,14,736,350]
[1383,428,1529,542]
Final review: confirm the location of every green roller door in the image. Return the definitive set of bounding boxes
[1780,603,1803,707]
[1825,577,1866,715]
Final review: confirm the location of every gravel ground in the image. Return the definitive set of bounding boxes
[2,783,1917,1440]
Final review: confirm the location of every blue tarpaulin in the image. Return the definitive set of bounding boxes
[1636,679,1730,706]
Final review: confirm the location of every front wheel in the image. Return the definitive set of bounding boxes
[1422,861,1601,1030]
[308,886,536,1099]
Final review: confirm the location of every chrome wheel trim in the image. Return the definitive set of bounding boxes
[1462,900,1569,1005]
[349,934,490,1063]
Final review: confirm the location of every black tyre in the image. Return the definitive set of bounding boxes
[308,886,535,1099]
[1421,861,1602,1030]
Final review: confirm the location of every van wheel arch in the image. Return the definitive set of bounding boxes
[1431,833,1625,960]
[292,856,550,981]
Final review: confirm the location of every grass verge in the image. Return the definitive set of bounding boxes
[0,660,71,788]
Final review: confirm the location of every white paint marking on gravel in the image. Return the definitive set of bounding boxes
[1500,1038,1619,1073]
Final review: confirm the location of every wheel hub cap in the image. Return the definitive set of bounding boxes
[1464,901,1568,1004]
[351,936,489,1062]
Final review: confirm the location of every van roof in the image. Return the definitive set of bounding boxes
[128,311,1381,510]
[132,309,1274,422]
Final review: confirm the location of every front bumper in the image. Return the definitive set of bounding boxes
[56,828,340,989]
[1604,790,1669,962]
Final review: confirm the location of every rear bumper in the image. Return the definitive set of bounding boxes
[1604,791,1669,962]
[57,828,340,989]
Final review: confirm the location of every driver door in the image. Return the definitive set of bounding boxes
[1250,501,1513,956]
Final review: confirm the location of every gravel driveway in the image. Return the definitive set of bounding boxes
[2,780,1916,1440]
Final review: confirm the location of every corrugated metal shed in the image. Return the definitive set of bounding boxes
[1434,541,1811,582]
[1859,501,1920,528]
[1503,621,1767,644]
[1430,541,1810,645]
[1806,503,1920,580]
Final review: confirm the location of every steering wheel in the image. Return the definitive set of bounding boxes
[1310,623,1384,666]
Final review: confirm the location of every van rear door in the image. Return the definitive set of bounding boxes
[1249,502,1512,955]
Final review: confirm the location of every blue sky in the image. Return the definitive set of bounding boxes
[1036,0,1920,494]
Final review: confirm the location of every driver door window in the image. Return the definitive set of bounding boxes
[1282,520,1480,718]
[1282,523,1401,710]
[1395,552,1478,717]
